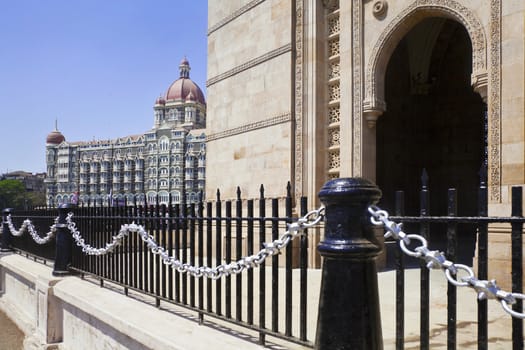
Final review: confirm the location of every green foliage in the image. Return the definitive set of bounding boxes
[25,191,46,208]
[0,179,27,209]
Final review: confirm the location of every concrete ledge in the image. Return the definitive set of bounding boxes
[54,277,270,350]
[0,253,273,350]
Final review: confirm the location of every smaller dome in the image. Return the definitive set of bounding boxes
[180,57,189,66]
[46,130,65,144]
[155,95,166,105]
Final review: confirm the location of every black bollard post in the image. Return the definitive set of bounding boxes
[0,208,13,252]
[53,204,73,276]
[315,178,383,350]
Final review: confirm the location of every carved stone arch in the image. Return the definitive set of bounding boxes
[364,0,488,122]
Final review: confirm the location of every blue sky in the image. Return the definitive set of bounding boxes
[0,1,208,174]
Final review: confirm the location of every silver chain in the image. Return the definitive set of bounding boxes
[5,215,58,245]
[66,207,325,279]
[368,205,525,319]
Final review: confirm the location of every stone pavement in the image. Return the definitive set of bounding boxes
[378,268,517,350]
[0,309,24,350]
[158,267,520,349]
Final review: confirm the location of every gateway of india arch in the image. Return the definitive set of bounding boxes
[205,0,524,274]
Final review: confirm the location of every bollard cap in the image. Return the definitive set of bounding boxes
[317,178,382,258]
[318,177,381,204]
[2,208,13,215]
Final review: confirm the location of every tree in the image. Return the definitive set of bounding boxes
[26,191,46,209]
[0,179,26,209]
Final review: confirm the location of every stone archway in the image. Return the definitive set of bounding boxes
[364,0,487,117]
[355,1,496,196]
[376,17,485,265]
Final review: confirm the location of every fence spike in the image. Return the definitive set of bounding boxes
[421,168,429,189]
[479,164,488,187]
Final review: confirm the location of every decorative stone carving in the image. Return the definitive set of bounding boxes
[357,0,501,201]
[364,109,384,129]
[322,0,339,12]
[294,0,304,199]
[472,71,488,103]
[372,1,388,18]
[352,0,363,175]
[488,0,501,202]
[364,0,487,115]
[328,105,341,124]
[325,2,340,180]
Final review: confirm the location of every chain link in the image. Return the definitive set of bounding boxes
[368,205,525,319]
[5,215,58,245]
[66,207,325,279]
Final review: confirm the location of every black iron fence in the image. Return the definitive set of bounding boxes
[1,177,525,349]
[2,184,315,347]
[371,169,524,350]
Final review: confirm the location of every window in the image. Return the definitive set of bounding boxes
[159,137,169,152]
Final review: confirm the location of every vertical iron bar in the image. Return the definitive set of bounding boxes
[198,195,204,324]
[420,169,430,350]
[285,183,293,336]
[161,204,168,300]
[511,186,523,350]
[447,189,457,350]
[138,204,144,291]
[235,188,243,322]
[215,190,222,316]
[394,190,405,350]
[189,203,196,308]
[478,167,488,350]
[119,204,125,290]
[182,202,188,305]
[206,202,213,312]
[299,196,308,341]
[125,204,131,295]
[271,198,279,333]
[154,200,160,307]
[144,205,151,293]
[168,201,174,300]
[247,199,254,326]
[259,185,266,345]
[225,200,232,319]
[174,203,181,303]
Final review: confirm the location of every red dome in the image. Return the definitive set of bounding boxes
[165,78,206,105]
[46,130,65,144]
[164,58,206,105]
[155,96,166,105]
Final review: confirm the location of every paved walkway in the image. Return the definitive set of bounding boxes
[378,269,516,350]
[0,309,24,350]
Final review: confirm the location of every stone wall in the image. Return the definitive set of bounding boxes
[0,254,276,350]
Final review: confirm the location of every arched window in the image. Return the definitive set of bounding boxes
[158,137,169,152]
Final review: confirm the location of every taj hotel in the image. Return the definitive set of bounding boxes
[44,58,206,206]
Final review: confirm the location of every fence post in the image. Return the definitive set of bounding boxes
[53,204,73,276]
[0,208,13,252]
[315,178,383,350]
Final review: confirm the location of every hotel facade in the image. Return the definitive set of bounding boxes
[44,58,206,207]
